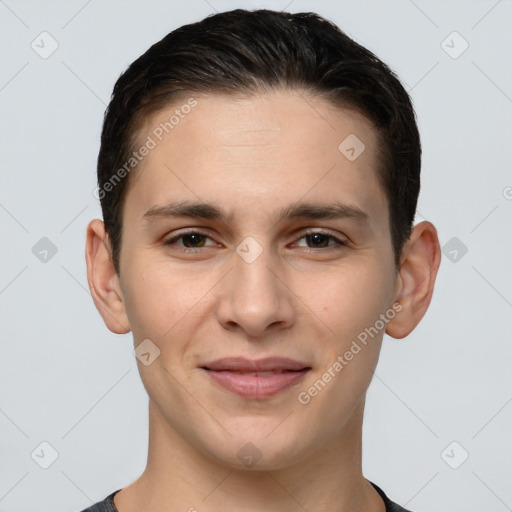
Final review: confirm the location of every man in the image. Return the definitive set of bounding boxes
[82,8,441,512]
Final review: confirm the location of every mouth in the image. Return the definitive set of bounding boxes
[201,357,312,398]
[209,369,297,376]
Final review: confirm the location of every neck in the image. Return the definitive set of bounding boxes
[114,398,385,512]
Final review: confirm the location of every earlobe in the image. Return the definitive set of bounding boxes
[85,219,131,334]
[386,221,441,339]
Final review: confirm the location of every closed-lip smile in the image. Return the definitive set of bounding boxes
[201,357,311,398]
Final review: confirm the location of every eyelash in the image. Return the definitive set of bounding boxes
[162,229,348,251]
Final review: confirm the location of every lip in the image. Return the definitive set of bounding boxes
[201,357,311,398]
[202,356,309,372]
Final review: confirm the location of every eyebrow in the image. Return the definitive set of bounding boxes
[142,200,372,228]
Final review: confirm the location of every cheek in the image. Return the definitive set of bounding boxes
[121,257,212,344]
[292,264,390,431]
[293,261,392,345]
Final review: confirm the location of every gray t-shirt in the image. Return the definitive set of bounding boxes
[77,481,412,511]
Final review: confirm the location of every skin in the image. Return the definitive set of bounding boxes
[86,89,441,512]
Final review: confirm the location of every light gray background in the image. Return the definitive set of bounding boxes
[0,0,511,511]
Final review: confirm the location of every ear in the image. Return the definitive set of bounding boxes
[386,221,441,339]
[85,219,130,334]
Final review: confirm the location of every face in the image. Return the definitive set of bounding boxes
[109,90,403,469]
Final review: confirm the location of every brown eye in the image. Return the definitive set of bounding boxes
[293,231,347,250]
[181,233,206,247]
[164,231,216,248]
[305,233,330,248]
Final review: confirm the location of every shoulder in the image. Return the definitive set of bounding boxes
[369,481,414,512]
[75,489,121,512]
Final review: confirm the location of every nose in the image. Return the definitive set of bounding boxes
[215,244,296,338]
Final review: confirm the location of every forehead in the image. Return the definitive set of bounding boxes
[125,90,387,229]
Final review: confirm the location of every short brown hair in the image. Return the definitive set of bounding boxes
[97,9,421,274]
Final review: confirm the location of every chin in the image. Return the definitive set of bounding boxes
[202,429,309,472]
